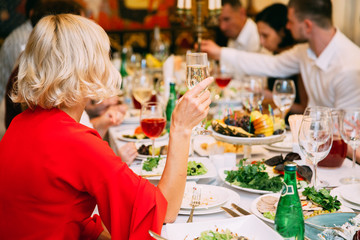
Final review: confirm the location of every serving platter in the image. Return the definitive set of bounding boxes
[116,128,168,142]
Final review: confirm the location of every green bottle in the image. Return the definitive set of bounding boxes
[120,49,128,89]
[165,82,176,132]
[274,162,304,240]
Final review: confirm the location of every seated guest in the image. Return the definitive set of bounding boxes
[0,14,213,240]
[255,3,307,117]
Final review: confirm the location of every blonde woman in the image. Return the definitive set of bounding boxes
[0,14,213,240]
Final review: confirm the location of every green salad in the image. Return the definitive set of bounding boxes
[187,161,208,176]
[142,155,162,172]
[225,159,283,192]
[302,186,341,211]
[195,229,248,240]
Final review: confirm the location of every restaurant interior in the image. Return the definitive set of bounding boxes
[1,0,360,239]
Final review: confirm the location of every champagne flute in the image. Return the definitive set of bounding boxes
[140,102,166,157]
[298,106,333,190]
[132,68,154,109]
[272,79,296,120]
[186,52,211,135]
[339,108,360,184]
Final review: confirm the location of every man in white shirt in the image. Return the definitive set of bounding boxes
[201,0,360,110]
[219,0,260,53]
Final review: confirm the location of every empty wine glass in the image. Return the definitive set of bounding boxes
[132,60,154,109]
[272,79,296,120]
[339,108,360,184]
[140,102,166,157]
[298,106,333,189]
[239,76,264,111]
[186,52,211,135]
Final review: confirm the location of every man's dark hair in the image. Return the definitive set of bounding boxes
[256,3,295,50]
[288,0,332,29]
[222,0,242,9]
[30,0,84,27]
[25,0,41,18]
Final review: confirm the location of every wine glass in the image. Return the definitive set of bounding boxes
[140,102,166,157]
[239,76,264,111]
[298,106,333,190]
[186,52,211,135]
[132,68,154,109]
[339,108,360,184]
[272,79,296,120]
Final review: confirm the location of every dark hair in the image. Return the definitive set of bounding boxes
[25,0,41,18]
[255,3,295,49]
[221,0,242,9]
[288,0,332,29]
[30,0,84,27]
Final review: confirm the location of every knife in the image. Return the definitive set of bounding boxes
[231,203,251,216]
[221,206,240,217]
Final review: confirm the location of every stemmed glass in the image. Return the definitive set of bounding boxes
[339,108,360,184]
[272,79,296,120]
[140,102,166,157]
[298,106,333,190]
[239,76,264,111]
[186,52,211,135]
[132,71,154,109]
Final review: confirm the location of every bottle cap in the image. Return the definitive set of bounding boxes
[284,161,297,171]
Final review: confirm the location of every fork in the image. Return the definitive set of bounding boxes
[186,187,201,223]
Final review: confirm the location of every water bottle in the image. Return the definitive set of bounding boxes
[165,82,176,132]
[274,162,304,239]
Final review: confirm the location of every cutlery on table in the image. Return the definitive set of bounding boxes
[231,203,251,216]
[186,187,201,223]
[148,230,168,240]
[304,221,345,233]
[221,206,240,217]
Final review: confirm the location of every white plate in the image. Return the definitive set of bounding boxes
[263,144,292,153]
[181,184,229,210]
[116,128,169,142]
[135,141,168,159]
[210,126,286,145]
[335,184,360,206]
[130,157,217,181]
[331,188,360,211]
[194,135,269,157]
[250,193,354,224]
[218,167,280,194]
[122,109,141,124]
[178,185,241,215]
[166,215,283,240]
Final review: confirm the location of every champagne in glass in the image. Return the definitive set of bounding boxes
[132,59,154,108]
[339,108,360,184]
[140,102,166,157]
[186,52,211,135]
[298,106,333,189]
[273,79,296,120]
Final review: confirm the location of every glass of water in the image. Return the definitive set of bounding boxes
[272,79,296,120]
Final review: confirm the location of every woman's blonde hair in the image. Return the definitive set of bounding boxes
[12,14,121,109]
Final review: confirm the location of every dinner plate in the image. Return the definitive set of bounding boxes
[218,167,280,194]
[180,184,229,210]
[166,215,283,240]
[210,126,286,145]
[194,135,269,157]
[337,183,360,206]
[122,109,140,124]
[332,186,360,210]
[116,128,169,142]
[305,212,359,240]
[135,141,168,159]
[130,157,217,181]
[178,185,241,216]
[251,193,354,225]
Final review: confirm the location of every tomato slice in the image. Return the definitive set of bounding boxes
[134,126,143,134]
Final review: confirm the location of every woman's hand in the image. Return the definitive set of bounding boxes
[171,77,213,134]
[117,142,138,166]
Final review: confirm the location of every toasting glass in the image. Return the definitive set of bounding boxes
[273,79,296,120]
[140,102,166,157]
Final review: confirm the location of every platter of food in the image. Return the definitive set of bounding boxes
[130,157,217,181]
[116,127,168,142]
[136,142,168,159]
[166,215,283,240]
[250,187,353,224]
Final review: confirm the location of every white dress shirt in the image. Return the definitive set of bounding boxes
[220,30,360,109]
[227,18,260,52]
[0,20,33,100]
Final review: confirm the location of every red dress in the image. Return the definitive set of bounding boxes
[0,107,167,239]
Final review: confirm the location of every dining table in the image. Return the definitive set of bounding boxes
[107,119,360,239]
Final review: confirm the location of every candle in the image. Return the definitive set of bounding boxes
[215,0,221,10]
[177,0,185,9]
[185,0,191,9]
[208,0,215,10]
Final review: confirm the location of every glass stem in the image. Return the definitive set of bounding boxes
[281,110,285,120]
[313,161,318,190]
[151,138,155,158]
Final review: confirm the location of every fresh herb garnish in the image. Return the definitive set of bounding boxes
[225,159,283,192]
[302,186,341,211]
[142,155,162,172]
[187,161,207,176]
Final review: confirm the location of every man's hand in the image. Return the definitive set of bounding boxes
[195,40,222,60]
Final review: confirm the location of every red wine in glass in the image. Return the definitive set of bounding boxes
[318,137,347,168]
[215,76,232,89]
[140,118,166,139]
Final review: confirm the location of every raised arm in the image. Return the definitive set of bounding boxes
[157,77,213,222]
